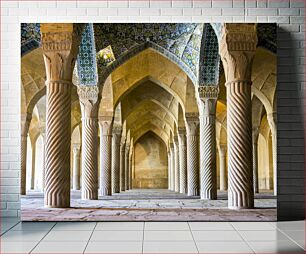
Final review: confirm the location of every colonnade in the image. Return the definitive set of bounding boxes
[20,23,277,210]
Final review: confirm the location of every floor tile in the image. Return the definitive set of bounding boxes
[144,230,193,241]
[282,230,305,249]
[196,241,253,253]
[239,230,291,241]
[85,242,143,253]
[90,230,143,241]
[248,240,305,253]
[231,222,276,231]
[189,222,234,231]
[42,230,92,242]
[145,222,189,230]
[95,222,144,231]
[275,221,305,231]
[0,241,37,254]
[192,230,243,241]
[11,222,55,231]
[0,230,47,242]
[31,241,87,253]
[52,222,96,231]
[143,241,198,253]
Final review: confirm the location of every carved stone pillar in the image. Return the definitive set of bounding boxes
[252,127,260,193]
[99,117,113,196]
[218,144,227,191]
[78,86,99,200]
[30,141,36,190]
[167,150,171,190]
[178,127,187,194]
[111,126,122,193]
[41,24,83,208]
[185,114,200,196]
[129,148,133,189]
[40,127,46,192]
[125,143,130,190]
[72,144,81,190]
[21,113,32,195]
[267,112,277,195]
[220,23,257,209]
[173,135,180,192]
[169,143,175,191]
[198,86,219,200]
[120,141,126,191]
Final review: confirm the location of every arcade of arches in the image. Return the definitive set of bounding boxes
[21,23,277,221]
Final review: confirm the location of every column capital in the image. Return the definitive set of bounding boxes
[218,143,227,156]
[198,85,219,99]
[21,112,32,137]
[99,116,114,136]
[185,113,200,136]
[41,24,84,82]
[173,135,179,145]
[113,125,122,135]
[169,142,174,150]
[178,127,186,135]
[78,86,99,119]
[73,143,81,155]
[220,24,258,83]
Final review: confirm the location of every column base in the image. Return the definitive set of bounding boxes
[200,190,217,200]
[188,189,199,196]
[99,188,111,196]
[228,204,254,210]
[112,188,120,194]
[82,192,98,200]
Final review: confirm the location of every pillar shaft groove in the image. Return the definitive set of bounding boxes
[267,113,277,195]
[173,136,180,192]
[125,144,130,190]
[120,142,126,191]
[20,113,31,195]
[72,144,81,190]
[111,127,122,193]
[41,24,83,208]
[252,127,260,193]
[218,144,227,191]
[99,117,113,196]
[178,128,187,194]
[44,81,72,208]
[220,23,257,209]
[78,86,99,200]
[199,86,219,200]
[185,114,200,196]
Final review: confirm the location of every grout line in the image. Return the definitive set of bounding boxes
[276,227,305,251]
[187,221,200,254]
[0,220,20,236]
[29,221,57,254]
[229,222,256,254]
[142,221,145,254]
[83,222,97,254]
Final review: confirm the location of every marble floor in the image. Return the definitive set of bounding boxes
[21,189,276,221]
[1,218,304,253]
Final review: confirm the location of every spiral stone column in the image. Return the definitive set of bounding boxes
[20,113,32,195]
[220,23,257,209]
[173,135,180,192]
[252,127,260,193]
[111,126,122,193]
[167,151,171,190]
[99,117,113,196]
[267,112,277,196]
[129,149,133,189]
[30,141,36,190]
[72,144,81,190]
[169,143,175,191]
[40,127,46,192]
[178,127,187,194]
[218,144,227,191]
[185,114,200,196]
[120,141,126,191]
[125,143,130,190]
[41,24,83,208]
[78,86,99,200]
[199,86,219,200]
